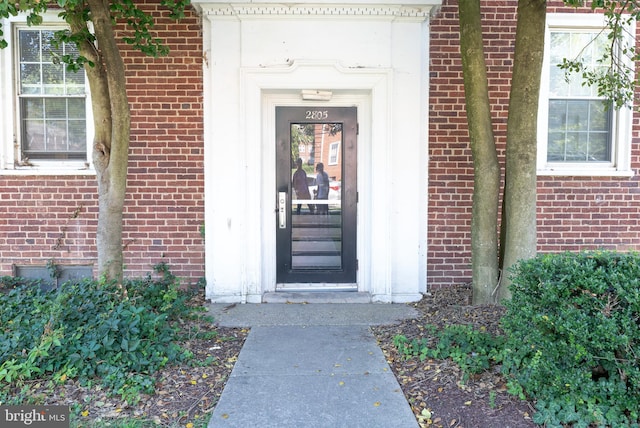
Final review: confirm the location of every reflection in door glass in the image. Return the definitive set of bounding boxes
[289,123,343,270]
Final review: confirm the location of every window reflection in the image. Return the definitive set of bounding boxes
[289,123,343,270]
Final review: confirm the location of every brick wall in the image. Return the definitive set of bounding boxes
[3,0,638,291]
[0,0,204,284]
[428,0,640,289]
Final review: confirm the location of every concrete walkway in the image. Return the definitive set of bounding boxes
[206,302,420,428]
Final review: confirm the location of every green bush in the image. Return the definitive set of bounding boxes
[501,251,640,427]
[0,265,196,404]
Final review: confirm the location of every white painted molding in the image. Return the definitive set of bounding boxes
[197,4,437,18]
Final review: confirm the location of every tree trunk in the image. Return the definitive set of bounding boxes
[499,0,546,301]
[83,0,131,282]
[458,0,501,304]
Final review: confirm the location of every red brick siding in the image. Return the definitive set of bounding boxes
[3,0,638,290]
[0,1,204,284]
[428,0,640,289]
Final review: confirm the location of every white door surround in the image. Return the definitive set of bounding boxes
[191,0,441,303]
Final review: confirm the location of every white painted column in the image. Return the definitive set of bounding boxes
[203,14,246,302]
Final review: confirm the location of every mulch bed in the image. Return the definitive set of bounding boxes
[5,292,249,428]
[372,284,537,428]
[8,285,538,427]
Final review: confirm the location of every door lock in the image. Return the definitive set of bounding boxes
[278,192,287,229]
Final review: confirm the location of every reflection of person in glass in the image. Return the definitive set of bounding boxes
[315,162,330,215]
[292,158,314,215]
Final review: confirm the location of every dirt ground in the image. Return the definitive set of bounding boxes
[372,284,537,428]
[14,285,537,427]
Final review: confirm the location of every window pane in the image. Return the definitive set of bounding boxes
[66,70,86,94]
[565,133,588,161]
[566,100,588,129]
[19,31,40,62]
[547,99,611,162]
[46,98,67,119]
[24,120,46,152]
[22,98,44,119]
[588,133,609,161]
[550,30,609,98]
[17,28,87,160]
[549,32,569,64]
[20,64,42,94]
[43,63,65,94]
[548,100,566,131]
[41,30,61,63]
[590,101,608,131]
[569,32,593,58]
[68,98,86,119]
[46,120,69,152]
[547,132,566,161]
[21,98,45,153]
[548,65,568,97]
[68,120,87,152]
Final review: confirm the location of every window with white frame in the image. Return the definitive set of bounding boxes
[537,14,634,176]
[328,141,339,165]
[1,16,92,171]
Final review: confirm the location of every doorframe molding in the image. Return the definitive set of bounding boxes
[241,61,391,302]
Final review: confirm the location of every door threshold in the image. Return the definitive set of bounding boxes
[275,283,357,292]
[263,291,371,304]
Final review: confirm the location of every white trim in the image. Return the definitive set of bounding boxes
[244,63,388,303]
[198,2,434,303]
[192,0,442,14]
[0,12,95,175]
[537,13,635,177]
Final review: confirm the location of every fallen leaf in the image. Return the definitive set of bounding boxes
[373,401,381,407]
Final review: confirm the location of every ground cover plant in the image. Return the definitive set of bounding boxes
[387,251,640,428]
[0,263,247,427]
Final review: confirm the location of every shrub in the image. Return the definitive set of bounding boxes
[0,265,195,404]
[501,251,640,427]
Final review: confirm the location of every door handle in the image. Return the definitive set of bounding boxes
[278,192,287,229]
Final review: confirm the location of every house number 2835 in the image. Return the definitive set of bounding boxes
[305,110,328,120]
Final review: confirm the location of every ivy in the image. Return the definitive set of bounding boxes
[0,264,197,404]
[394,324,505,382]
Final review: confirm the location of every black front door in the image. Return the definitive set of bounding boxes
[275,106,357,285]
